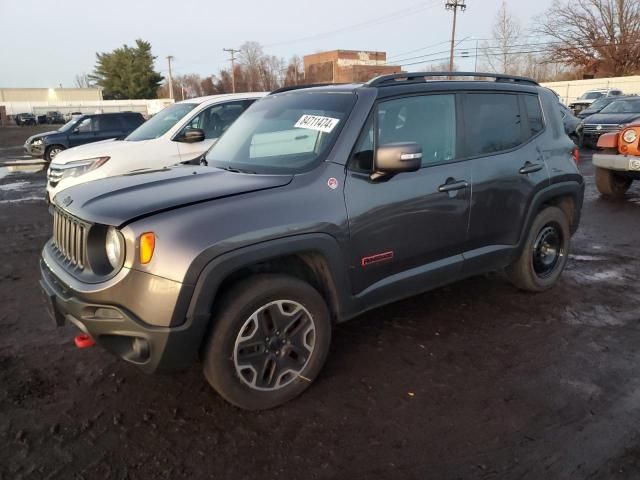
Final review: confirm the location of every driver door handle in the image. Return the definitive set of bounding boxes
[438,180,469,193]
[519,162,544,174]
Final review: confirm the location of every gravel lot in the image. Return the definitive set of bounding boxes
[1,125,640,479]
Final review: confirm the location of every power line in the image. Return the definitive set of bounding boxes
[390,38,640,66]
[264,1,441,48]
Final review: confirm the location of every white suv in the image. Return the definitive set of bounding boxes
[568,88,623,114]
[47,92,267,201]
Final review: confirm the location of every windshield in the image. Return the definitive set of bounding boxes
[58,118,80,132]
[580,92,604,100]
[600,99,640,114]
[125,103,197,141]
[582,97,611,113]
[205,92,356,174]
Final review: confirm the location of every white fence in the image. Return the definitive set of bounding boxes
[1,99,174,118]
[541,76,640,104]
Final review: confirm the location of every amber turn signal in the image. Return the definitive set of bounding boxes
[139,232,155,264]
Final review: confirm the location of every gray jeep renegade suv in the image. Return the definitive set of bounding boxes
[40,72,584,410]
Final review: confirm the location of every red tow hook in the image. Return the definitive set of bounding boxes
[74,334,96,349]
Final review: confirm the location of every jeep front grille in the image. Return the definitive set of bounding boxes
[583,124,622,135]
[52,208,88,269]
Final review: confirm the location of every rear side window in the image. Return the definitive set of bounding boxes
[464,93,522,156]
[122,114,144,128]
[95,115,122,131]
[522,94,544,137]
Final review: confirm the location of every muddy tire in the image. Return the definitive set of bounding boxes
[44,145,65,162]
[595,167,632,199]
[203,274,332,410]
[506,206,571,292]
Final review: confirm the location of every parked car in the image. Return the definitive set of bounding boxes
[569,88,623,115]
[581,97,640,148]
[65,111,83,121]
[40,73,583,410]
[558,102,582,143]
[37,114,48,125]
[46,111,65,124]
[24,112,145,162]
[46,93,266,201]
[592,123,640,198]
[576,95,635,120]
[15,113,36,126]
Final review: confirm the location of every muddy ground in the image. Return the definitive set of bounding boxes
[1,125,639,479]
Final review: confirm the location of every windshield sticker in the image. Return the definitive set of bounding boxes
[294,115,340,133]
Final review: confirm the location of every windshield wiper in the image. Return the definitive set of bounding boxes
[216,165,257,174]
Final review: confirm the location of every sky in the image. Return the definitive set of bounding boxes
[0,0,554,88]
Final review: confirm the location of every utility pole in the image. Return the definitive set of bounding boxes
[445,0,467,73]
[166,55,174,100]
[223,48,241,93]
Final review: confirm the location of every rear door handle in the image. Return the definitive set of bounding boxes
[438,180,469,193]
[519,162,544,174]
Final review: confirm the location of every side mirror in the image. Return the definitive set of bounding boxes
[372,142,422,180]
[177,128,205,143]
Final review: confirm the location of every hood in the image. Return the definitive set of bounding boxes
[571,99,596,106]
[26,131,58,143]
[54,165,293,227]
[583,113,640,125]
[51,138,140,164]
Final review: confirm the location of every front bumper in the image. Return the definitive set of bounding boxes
[24,142,44,157]
[593,153,640,173]
[39,254,204,373]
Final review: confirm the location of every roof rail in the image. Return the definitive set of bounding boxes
[367,71,539,87]
[269,83,342,95]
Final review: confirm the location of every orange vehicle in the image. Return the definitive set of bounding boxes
[594,123,640,198]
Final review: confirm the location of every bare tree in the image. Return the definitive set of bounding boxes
[74,73,93,88]
[480,1,523,74]
[536,0,640,76]
[239,41,265,90]
[284,55,305,86]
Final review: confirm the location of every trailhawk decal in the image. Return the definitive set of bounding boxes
[294,115,340,133]
[361,251,394,267]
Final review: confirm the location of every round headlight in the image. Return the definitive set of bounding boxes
[622,129,637,144]
[105,227,124,269]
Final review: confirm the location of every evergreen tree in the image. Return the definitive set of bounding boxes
[90,39,163,99]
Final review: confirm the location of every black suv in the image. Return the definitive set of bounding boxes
[15,112,36,126]
[40,73,584,410]
[25,112,145,161]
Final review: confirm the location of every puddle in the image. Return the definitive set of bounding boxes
[0,164,46,179]
[0,196,45,204]
[569,254,607,261]
[3,158,46,165]
[0,181,29,191]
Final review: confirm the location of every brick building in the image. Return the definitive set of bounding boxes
[304,50,401,83]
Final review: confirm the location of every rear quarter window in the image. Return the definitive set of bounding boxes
[522,94,544,138]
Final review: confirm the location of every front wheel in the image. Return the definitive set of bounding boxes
[203,274,332,410]
[595,167,632,199]
[44,145,65,162]
[506,206,571,292]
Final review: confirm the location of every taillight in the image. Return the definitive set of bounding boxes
[572,147,580,165]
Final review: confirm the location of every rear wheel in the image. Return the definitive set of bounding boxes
[506,206,571,292]
[203,274,332,410]
[44,145,65,162]
[595,167,632,199]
